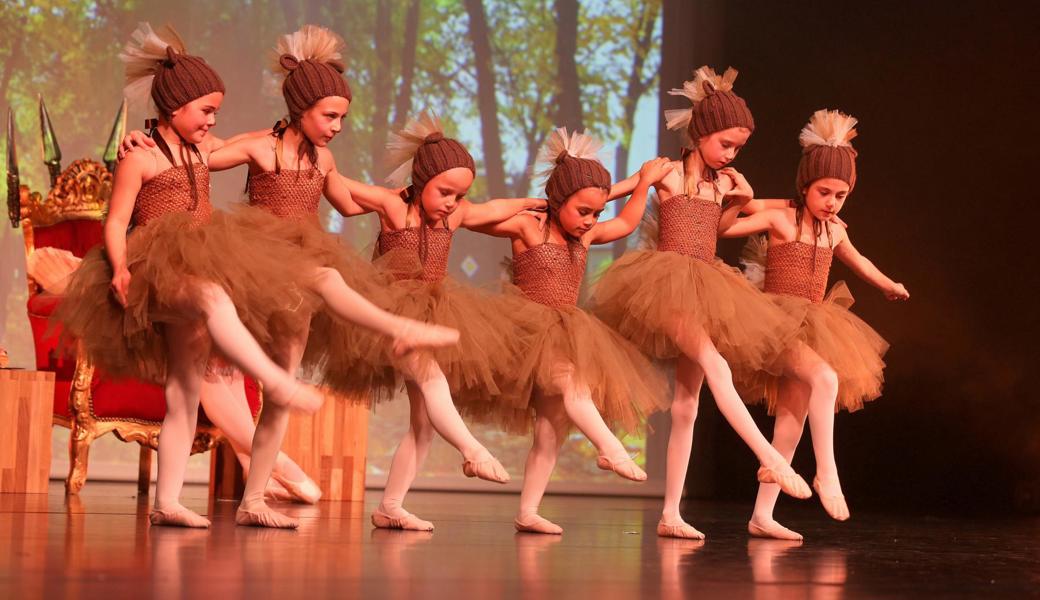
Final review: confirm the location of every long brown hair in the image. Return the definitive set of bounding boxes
[147,118,203,211]
[792,182,833,271]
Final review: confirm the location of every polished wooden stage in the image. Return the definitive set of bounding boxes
[1,482,1037,598]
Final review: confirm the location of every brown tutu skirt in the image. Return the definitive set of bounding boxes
[589,249,799,372]
[737,282,889,413]
[317,247,533,408]
[54,209,325,383]
[224,206,399,378]
[481,285,669,435]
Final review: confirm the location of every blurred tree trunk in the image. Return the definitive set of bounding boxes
[280,0,300,28]
[369,0,394,177]
[612,1,660,259]
[392,0,422,130]
[463,0,507,198]
[553,0,583,131]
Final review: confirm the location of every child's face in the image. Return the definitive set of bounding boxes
[419,167,474,221]
[170,92,223,144]
[803,178,850,221]
[299,96,350,147]
[696,127,751,170]
[557,187,608,238]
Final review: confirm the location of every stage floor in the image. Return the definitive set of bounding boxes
[1,482,1037,598]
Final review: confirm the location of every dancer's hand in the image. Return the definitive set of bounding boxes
[885,282,909,301]
[720,167,754,205]
[118,130,155,160]
[523,209,549,231]
[110,268,131,307]
[638,157,672,184]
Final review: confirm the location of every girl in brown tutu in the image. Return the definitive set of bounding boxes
[56,24,332,528]
[590,67,813,540]
[722,110,909,539]
[119,26,460,529]
[478,128,672,535]
[215,27,465,528]
[324,112,549,531]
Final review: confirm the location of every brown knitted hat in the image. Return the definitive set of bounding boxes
[384,112,475,192]
[411,132,476,192]
[690,87,754,140]
[538,128,610,209]
[280,54,352,121]
[665,67,754,147]
[546,155,611,209]
[151,46,225,117]
[795,109,859,194]
[271,26,353,121]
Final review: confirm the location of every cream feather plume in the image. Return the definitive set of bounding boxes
[637,193,661,250]
[263,25,346,99]
[664,66,739,131]
[269,25,345,75]
[535,127,604,183]
[739,234,769,290]
[799,109,858,149]
[119,23,187,110]
[384,110,444,187]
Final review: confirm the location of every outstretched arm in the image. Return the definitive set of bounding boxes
[719,209,779,239]
[118,128,268,160]
[592,158,671,245]
[743,197,848,229]
[608,172,640,201]
[328,171,402,217]
[320,152,371,217]
[458,197,547,229]
[468,212,535,240]
[742,198,791,215]
[206,135,262,171]
[833,233,909,300]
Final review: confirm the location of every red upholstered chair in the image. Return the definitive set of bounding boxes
[10,101,261,495]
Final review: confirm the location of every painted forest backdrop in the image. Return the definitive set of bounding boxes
[0,0,663,488]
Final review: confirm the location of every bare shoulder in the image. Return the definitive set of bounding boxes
[829,220,850,249]
[662,158,684,184]
[120,148,158,182]
[765,206,800,241]
[315,146,337,173]
[446,198,476,229]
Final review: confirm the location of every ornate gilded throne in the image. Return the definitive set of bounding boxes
[5,98,260,495]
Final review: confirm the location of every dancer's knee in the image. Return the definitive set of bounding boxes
[670,394,699,426]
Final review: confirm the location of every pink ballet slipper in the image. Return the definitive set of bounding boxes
[757,464,812,499]
[748,518,804,541]
[813,477,850,521]
[149,507,211,529]
[272,471,323,505]
[657,519,705,540]
[514,514,563,535]
[371,508,435,532]
[235,503,299,529]
[596,454,647,482]
[462,451,510,484]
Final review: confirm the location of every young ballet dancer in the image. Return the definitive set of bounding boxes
[316,111,552,531]
[478,128,671,535]
[55,23,330,528]
[591,67,812,540]
[115,25,461,529]
[721,109,908,540]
